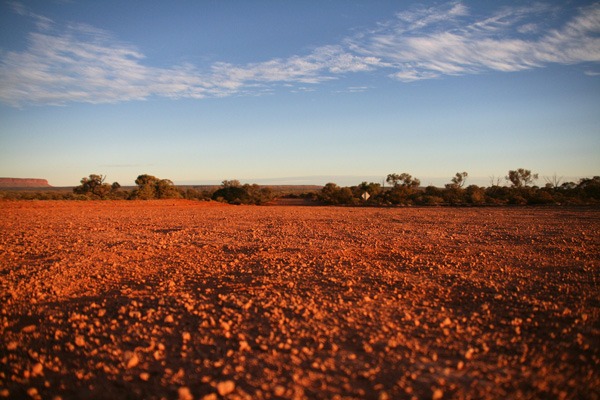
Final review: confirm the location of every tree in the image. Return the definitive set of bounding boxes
[337,187,355,204]
[244,184,275,205]
[466,185,486,204]
[489,175,503,187]
[423,186,444,205]
[578,176,600,199]
[385,173,420,205]
[560,181,577,190]
[506,168,538,188]
[212,186,248,204]
[386,174,402,187]
[354,182,382,201]
[74,174,112,199]
[211,179,255,204]
[133,174,180,199]
[156,179,179,199]
[386,173,420,188]
[134,174,159,199]
[446,171,468,189]
[544,173,563,190]
[320,183,342,204]
[222,180,241,188]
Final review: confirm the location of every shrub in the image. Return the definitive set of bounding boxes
[212,186,249,204]
[73,174,112,199]
[133,174,180,200]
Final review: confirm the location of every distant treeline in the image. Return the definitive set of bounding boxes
[315,170,600,206]
[1,170,599,206]
[0,174,277,205]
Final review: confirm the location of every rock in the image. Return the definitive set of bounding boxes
[217,380,235,396]
[31,363,44,376]
[125,352,139,369]
[274,385,286,396]
[0,178,51,188]
[74,336,85,347]
[2,201,598,400]
[220,321,231,332]
[178,386,193,400]
[239,340,251,352]
[465,348,475,360]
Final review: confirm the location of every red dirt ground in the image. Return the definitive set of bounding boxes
[1,200,598,399]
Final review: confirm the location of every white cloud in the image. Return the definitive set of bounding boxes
[517,23,539,34]
[208,45,382,93]
[394,2,469,33]
[392,69,440,82]
[9,1,54,30]
[348,2,600,82]
[0,25,220,106]
[0,22,380,106]
[333,86,371,94]
[1,2,599,106]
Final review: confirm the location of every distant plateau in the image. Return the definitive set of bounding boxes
[0,177,52,188]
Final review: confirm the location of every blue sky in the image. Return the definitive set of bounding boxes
[0,1,599,187]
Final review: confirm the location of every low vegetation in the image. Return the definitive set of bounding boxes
[318,170,600,206]
[211,180,275,205]
[0,169,598,206]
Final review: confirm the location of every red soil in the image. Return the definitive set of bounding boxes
[0,200,598,399]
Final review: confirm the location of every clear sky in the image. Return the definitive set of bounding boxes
[1,1,599,187]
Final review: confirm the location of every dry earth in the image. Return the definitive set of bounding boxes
[0,200,598,400]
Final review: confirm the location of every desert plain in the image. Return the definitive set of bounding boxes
[0,200,598,399]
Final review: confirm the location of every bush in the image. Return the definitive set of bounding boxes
[73,174,113,199]
[466,185,486,205]
[210,181,274,205]
[133,174,180,200]
[212,186,249,204]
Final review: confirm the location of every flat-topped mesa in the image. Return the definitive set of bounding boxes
[0,178,52,188]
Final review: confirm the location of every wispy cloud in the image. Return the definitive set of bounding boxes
[334,86,371,94]
[348,2,600,81]
[0,23,381,106]
[0,20,219,105]
[209,45,382,91]
[1,2,599,106]
[9,1,54,30]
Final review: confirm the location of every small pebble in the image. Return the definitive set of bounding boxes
[75,336,85,347]
[217,380,235,396]
[178,386,193,400]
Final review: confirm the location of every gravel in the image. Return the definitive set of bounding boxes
[0,200,598,399]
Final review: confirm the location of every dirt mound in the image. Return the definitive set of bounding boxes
[0,177,51,188]
[0,202,598,399]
